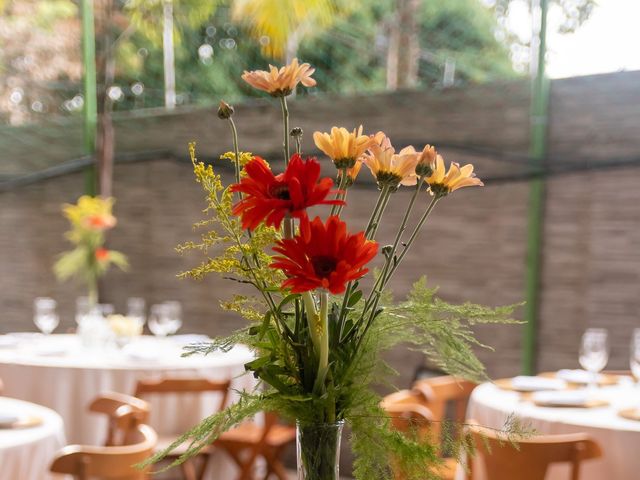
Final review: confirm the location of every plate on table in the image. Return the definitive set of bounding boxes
[531,390,608,408]
[618,408,640,421]
[0,415,19,428]
[494,376,568,393]
[542,370,619,386]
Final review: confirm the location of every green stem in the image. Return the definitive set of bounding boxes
[330,169,348,217]
[302,291,320,351]
[364,185,390,239]
[294,135,302,155]
[383,195,440,287]
[280,96,290,165]
[228,117,241,189]
[88,272,98,307]
[313,291,330,395]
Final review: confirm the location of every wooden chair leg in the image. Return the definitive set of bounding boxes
[180,459,197,480]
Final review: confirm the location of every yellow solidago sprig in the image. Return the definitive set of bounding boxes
[178,144,282,292]
[241,58,316,97]
[426,155,484,197]
[313,126,373,170]
[361,132,420,190]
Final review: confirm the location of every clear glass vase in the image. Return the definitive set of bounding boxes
[296,421,344,480]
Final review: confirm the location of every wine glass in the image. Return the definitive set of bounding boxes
[33,297,59,335]
[75,296,91,325]
[631,329,640,383]
[127,297,146,325]
[163,301,183,335]
[98,304,115,318]
[579,328,609,390]
[148,304,171,338]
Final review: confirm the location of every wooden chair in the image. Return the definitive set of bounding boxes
[214,412,296,480]
[412,376,476,449]
[50,423,157,480]
[382,390,456,480]
[89,393,150,447]
[411,376,477,479]
[465,422,602,480]
[133,377,231,480]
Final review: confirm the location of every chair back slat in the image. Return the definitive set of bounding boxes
[50,424,157,479]
[134,378,231,413]
[466,422,602,480]
[89,393,150,447]
[412,376,476,450]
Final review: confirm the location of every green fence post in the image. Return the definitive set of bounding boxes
[81,0,98,196]
[522,0,550,375]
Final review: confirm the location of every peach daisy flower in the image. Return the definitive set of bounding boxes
[241,58,316,97]
[361,133,420,189]
[426,155,484,196]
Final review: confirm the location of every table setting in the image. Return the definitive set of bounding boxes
[0,296,256,446]
[0,396,66,480]
[461,327,640,480]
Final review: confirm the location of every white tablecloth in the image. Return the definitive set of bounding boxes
[0,334,256,479]
[459,380,640,480]
[0,396,66,480]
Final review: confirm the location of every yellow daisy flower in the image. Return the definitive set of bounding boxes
[313,126,373,169]
[241,58,316,97]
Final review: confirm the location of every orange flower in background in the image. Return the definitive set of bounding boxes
[95,247,110,262]
[426,155,484,196]
[241,58,316,97]
[313,126,373,169]
[361,133,420,188]
[85,213,116,230]
[271,216,378,294]
[231,154,344,230]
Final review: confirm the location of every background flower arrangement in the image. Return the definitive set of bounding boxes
[152,59,518,479]
[53,195,128,306]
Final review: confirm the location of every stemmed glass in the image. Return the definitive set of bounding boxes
[630,329,640,392]
[127,297,146,325]
[33,297,59,335]
[579,328,609,390]
[163,301,183,335]
[148,304,171,338]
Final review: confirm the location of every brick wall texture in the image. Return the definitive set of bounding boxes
[2,71,640,386]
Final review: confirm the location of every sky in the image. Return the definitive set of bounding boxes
[505,0,640,78]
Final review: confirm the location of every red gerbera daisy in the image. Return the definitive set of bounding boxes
[271,216,378,294]
[230,154,343,230]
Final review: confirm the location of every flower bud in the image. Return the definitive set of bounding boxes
[217,100,234,119]
[415,144,437,177]
[290,127,303,138]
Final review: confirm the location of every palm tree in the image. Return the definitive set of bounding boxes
[231,0,340,61]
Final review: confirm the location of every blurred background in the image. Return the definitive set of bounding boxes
[1,0,639,383]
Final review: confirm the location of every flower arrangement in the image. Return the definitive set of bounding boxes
[108,314,144,338]
[54,195,128,306]
[152,59,517,479]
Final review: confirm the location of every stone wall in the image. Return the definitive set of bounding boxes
[2,71,640,386]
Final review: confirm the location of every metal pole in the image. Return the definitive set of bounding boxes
[81,0,98,195]
[522,0,550,374]
[162,0,176,109]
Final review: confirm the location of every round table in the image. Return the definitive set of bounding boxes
[461,380,640,480]
[0,334,255,479]
[0,396,66,480]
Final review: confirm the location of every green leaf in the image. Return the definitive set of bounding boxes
[348,289,363,307]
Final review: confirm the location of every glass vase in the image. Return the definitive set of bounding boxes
[296,420,344,480]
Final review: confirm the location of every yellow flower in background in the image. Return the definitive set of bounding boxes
[63,196,116,233]
[241,58,316,97]
[313,126,373,169]
[361,133,420,189]
[426,155,484,196]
